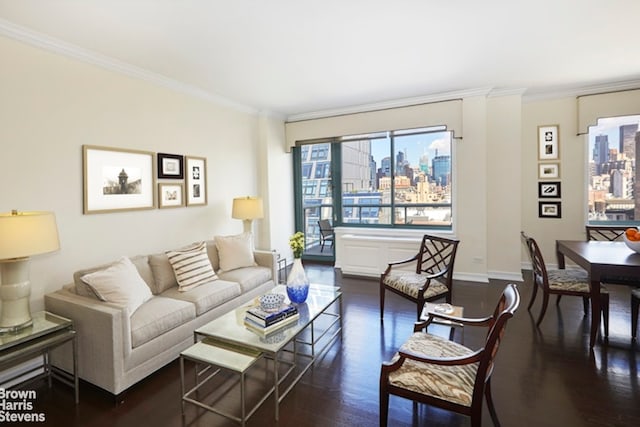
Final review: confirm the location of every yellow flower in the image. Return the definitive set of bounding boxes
[289,232,305,258]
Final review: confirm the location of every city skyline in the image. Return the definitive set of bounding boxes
[370,131,451,171]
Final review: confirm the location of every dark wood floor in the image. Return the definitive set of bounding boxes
[19,264,640,426]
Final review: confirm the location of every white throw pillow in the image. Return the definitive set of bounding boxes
[215,232,256,272]
[81,257,153,315]
[166,241,218,292]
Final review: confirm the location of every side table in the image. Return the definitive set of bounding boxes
[0,311,78,404]
[421,302,464,342]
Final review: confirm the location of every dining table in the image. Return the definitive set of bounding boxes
[556,240,640,348]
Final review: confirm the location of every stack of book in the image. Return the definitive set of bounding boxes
[244,303,299,335]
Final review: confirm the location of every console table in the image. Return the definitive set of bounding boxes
[0,311,78,403]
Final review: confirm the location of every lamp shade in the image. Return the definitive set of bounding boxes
[232,197,264,220]
[0,211,60,260]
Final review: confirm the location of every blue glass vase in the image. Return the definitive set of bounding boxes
[286,258,309,303]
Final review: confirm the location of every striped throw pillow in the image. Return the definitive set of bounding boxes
[166,242,218,292]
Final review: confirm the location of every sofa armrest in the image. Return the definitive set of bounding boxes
[254,250,278,283]
[44,288,129,394]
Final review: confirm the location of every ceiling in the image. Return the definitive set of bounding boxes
[1,1,640,119]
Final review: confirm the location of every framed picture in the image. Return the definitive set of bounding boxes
[538,181,561,198]
[538,162,560,179]
[83,145,155,214]
[186,156,207,206]
[158,183,184,208]
[157,153,184,179]
[538,125,559,160]
[539,201,562,218]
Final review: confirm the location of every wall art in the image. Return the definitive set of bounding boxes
[158,182,185,208]
[538,181,561,198]
[538,201,561,218]
[538,162,560,179]
[186,156,207,206]
[538,125,559,160]
[157,153,184,179]
[83,145,155,214]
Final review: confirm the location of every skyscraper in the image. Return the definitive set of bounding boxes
[593,134,609,174]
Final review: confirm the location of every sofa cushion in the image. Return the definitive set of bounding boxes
[74,255,153,300]
[166,241,218,292]
[80,257,153,315]
[148,252,178,295]
[215,232,256,272]
[130,296,196,348]
[161,280,241,316]
[217,266,272,293]
[205,240,220,272]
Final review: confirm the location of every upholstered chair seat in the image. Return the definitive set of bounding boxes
[388,332,477,407]
[545,269,609,294]
[382,273,449,300]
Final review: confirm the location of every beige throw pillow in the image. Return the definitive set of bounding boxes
[81,257,153,315]
[215,232,256,272]
[166,241,218,292]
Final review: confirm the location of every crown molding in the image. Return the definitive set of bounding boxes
[523,79,640,102]
[0,18,259,115]
[286,88,493,122]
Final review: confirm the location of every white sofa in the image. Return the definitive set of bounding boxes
[44,238,277,397]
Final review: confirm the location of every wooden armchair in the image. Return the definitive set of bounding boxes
[380,284,520,427]
[317,219,334,252]
[521,231,609,335]
[380,234,459,320]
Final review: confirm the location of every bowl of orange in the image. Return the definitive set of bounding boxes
[623,227,640,254]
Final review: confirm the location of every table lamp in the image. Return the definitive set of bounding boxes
[0,210,60,333]
[232,196,264,234]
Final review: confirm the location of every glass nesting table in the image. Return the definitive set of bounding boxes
[0,311,78,404]
[180,284,342,425]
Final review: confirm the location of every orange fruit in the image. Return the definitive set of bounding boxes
[626,228,640,241]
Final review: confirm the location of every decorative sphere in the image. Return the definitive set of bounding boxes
[259,293,285,311]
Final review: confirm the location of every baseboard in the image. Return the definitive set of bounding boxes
[488,271,524,282]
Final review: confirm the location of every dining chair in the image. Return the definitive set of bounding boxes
[521,231,609,336]
[380,234,459,320]
[380,283,520,427]
[585,225,627,242]
[317,219,334,252]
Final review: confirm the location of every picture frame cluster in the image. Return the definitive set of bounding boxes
[82,145,207,214]
[536,125,561,218]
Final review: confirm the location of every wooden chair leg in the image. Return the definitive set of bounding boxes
[537,292,550,326]
[556,294,562,306]
[632,292,640,340]
[379,381,389,427]
[485,378,501,427]
[582,296,589,315]
[527,283,538,311]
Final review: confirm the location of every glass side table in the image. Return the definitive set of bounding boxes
[0,311,78,404]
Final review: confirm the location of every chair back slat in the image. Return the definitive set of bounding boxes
[521,231,549,290]
[585,225,627,241]
[416,235,459,277]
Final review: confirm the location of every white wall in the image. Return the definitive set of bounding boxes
[0,36,285,311]
[521,97,586,267]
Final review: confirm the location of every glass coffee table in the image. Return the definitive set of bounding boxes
[181,284,342,424]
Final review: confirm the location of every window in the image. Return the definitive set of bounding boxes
[340,126,452,228]
[587,115,639,223]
